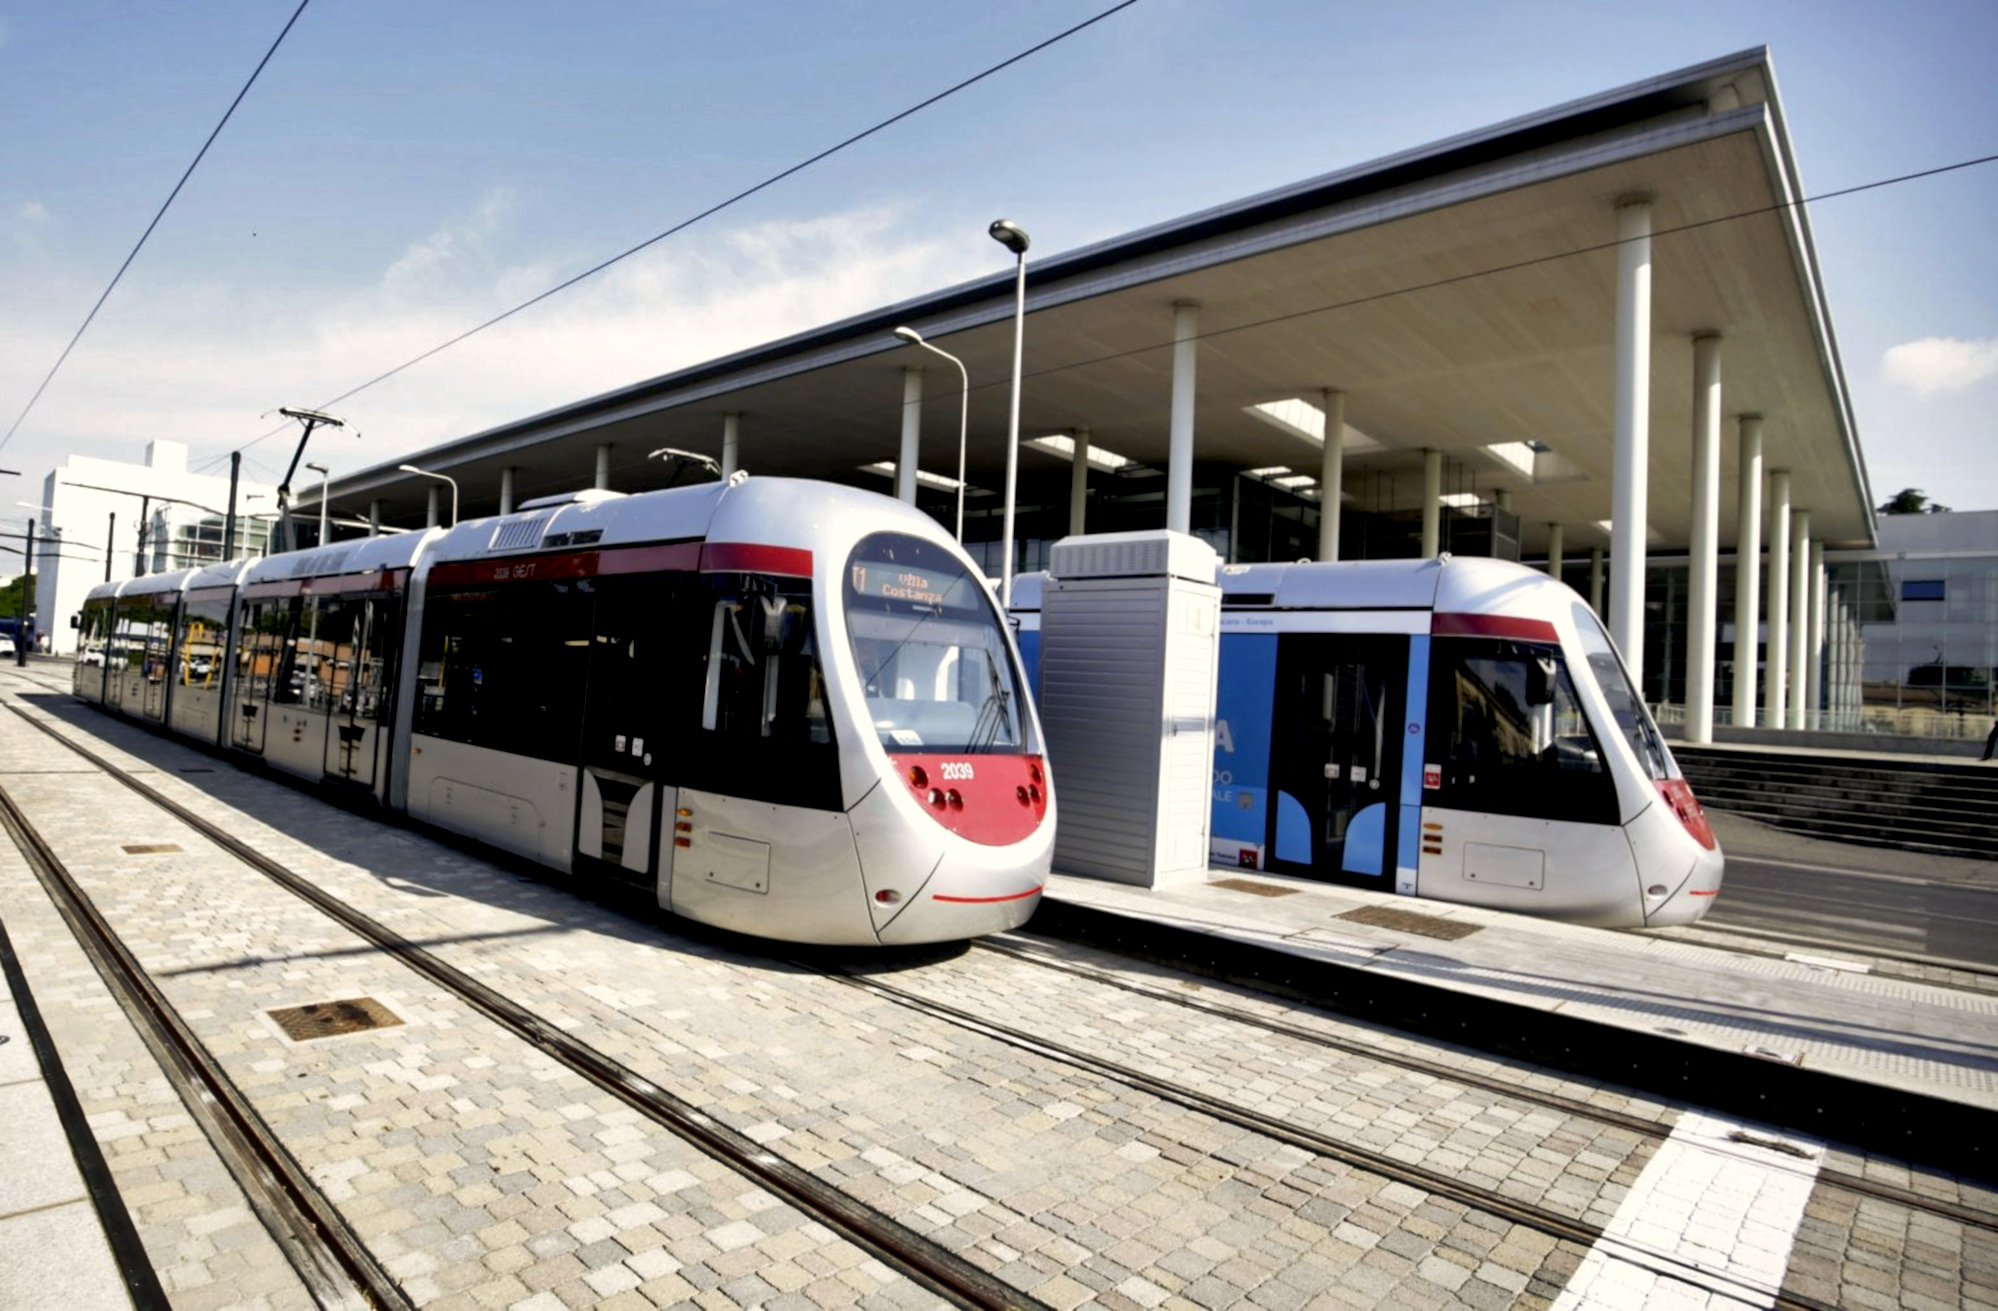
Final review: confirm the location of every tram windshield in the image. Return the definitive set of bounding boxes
[1571,602,1677,781]
[843,533,1035,755]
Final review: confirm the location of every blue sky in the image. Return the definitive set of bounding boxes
[2,0,1993,511]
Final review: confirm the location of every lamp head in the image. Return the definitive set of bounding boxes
[988,219,1030,256]
[893,326,924,345]
[397,464,422,475]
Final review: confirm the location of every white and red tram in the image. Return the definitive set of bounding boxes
[73,477,1052,945]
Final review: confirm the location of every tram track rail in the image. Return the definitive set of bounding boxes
[0,694,1045,1311]
[0,776,406,1310]
[819,962,1851,1311]
[968,936,1998,1234]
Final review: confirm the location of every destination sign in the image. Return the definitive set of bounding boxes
[849,561,971,609]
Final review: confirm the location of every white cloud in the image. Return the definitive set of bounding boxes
[0,194,989,483]
[15,201,48,224]
[1881,336,1998,396]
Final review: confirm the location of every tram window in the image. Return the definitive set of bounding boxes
[414,581,593,762]
[1426,638,1617,825]
[175,594,230,692]
[77,602,111,666]
[1569,602,1676,781]
[701,576,831,745]
[843,532,1033,755]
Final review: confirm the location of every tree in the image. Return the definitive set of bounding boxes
[1878,488,1951,515]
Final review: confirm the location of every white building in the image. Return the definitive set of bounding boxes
[30,440,275,655]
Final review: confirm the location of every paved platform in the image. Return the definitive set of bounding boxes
[1034,864,1998,1115]
[4,664,1995,1308]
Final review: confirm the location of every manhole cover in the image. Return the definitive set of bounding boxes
[121,844,182,855]
[267,997,403,1042]
[1335,905,1481,940]
[1211,878,1300,898]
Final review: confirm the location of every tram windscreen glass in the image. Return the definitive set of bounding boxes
[1570,602,1677,781]
[844,533,1034,755]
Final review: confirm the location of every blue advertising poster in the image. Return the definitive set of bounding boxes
[1210,632,1276,867]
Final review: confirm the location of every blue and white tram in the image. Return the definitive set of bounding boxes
[72,477,1052,945]
[1014,556,1720,928]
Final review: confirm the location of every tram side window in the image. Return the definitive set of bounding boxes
[1425,638,1617,825]
[176,595,230,687]
[414,582,594,762]
[235,598,300,705]
[77,602,111,666]
[701,576,831,746]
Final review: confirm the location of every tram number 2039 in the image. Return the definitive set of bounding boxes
[940,761,976,781]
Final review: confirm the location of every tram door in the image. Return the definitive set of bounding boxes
[318,595,393,791]
[234,597,289,754]
[1265,633,1408,885]
[572,575,681,890]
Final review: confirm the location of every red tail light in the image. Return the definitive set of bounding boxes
[1656,778,1716,850]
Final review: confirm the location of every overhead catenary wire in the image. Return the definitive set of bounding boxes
[198,0,1145,473]
[0,0,314,458]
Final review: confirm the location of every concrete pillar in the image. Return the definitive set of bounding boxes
[1786,507,1811,730]
[425,487,440,530]
[1318,389,1345,562]
[1494,489,1513,514]
[594,444,611,491]
[898,367,924,505]
[721,412,741,479]
[1589,548,1604,615]
[368,500,381,538]
[1808,541,1827,724]
[1420,448,1442,559]
[499,466,516,516]
[1167,301,1199,535]
[1764,471,1791,728]
[1609,196,1654,680]
[1686,333,1723,745]
[1546,523,1565,580]
[1731,415,1764,728]
[1069,427,1090,537]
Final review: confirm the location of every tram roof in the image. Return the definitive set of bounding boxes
[317,46,1872,558]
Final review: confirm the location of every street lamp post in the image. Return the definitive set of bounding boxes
[398,465,458,528]
[988,219,1030,606]
[892,327,970,544]
[306,462,330,548]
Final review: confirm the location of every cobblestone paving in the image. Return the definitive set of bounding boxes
[0,820,317,1307]
[6,690,1993,1310]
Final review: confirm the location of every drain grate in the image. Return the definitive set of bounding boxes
[1211,878,1300,898]
[1335,905,1481,940]
[121,844,182,855]
[267,997,403,1042]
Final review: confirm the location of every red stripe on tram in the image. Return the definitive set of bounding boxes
[700,542,813,577]
[1431,612,1560,643]
[932,887,1042,904]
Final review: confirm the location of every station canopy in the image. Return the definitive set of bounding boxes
[320,47,1871,558]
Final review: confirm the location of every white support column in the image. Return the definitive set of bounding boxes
[1546,523,1565,580]
[1764,471,1791,729]
[1167,301,1199,535]
[368,500,381,538]
[1069,427,1090,537]
[1609,196,1654,679]
[1686,332,1723,745]
[1807,542,1827,725]
[499,467,515,516]
[721,412,741,479]
[1786,507,1811,730]
[1731,415,1764,729]
[595,444,611,491]
[1494,489,1513,514]
[425,487,440,529]
[1318,390,1345,562]
[1420,448,1442,559]
[897,367,923,505]
[1589,548,1604,616]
